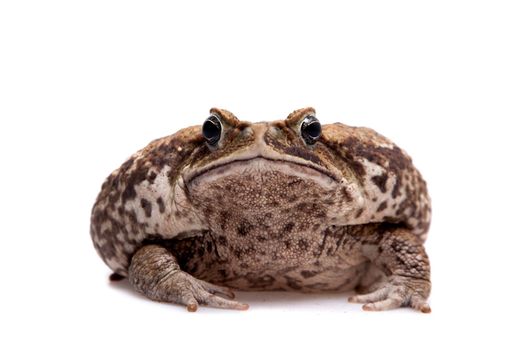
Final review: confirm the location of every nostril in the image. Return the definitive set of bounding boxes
[240,126,254,137]
[266,125,282,137]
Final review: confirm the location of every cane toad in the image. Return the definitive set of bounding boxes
[91,108,432,312]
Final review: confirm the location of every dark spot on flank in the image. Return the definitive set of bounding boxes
[122,183,136,201]
[237,221,252,237]
[383,216,399,223]
[349,159,366,178]
[355,208,364,219]
[392,178,401,198]
[156,197,165,213]
[371,173,388,193]
[147,171,157,183]
[298,238,309,251]
[140,198,152,217]
[285,276,302,290]
[218,210,231,230]
[248,274,275,289]
[217,235,228,246]
[377,201,388,212]
[300,270,318,278]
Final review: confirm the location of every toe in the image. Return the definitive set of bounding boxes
[410,295,431,313]
[198,293,249,310]
[186,303,198,312]
[180,290,199,312]
[199,280,236,299]
[362,296,403,311]
[348,286,389,303]
[419,304,432,313]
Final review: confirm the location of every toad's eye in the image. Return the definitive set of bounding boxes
[300,115,322,145]
[202,114,222,145]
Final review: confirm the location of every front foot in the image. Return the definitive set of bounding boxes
[128,244,249,312]
[349,275,431,313]
[159,270,249,312]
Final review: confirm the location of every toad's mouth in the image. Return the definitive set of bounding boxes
[185,156,340,186]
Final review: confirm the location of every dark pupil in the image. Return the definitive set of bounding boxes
[304,121,321,138]
[301,116,321,144]
[202,116,221,144]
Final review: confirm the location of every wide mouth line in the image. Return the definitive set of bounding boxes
[187,156,339,183]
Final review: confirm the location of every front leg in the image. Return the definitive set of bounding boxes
[349,226,431,313]
[128,245,249,312]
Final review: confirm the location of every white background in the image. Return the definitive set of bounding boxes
[1,1,524,349]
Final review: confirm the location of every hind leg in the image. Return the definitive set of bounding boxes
[348,227,431,313]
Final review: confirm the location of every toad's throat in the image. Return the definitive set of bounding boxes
[187,156,339,185]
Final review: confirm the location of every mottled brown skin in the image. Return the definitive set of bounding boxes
[91,107,432,312]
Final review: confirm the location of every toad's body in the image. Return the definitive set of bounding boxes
[91,108,432,312]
